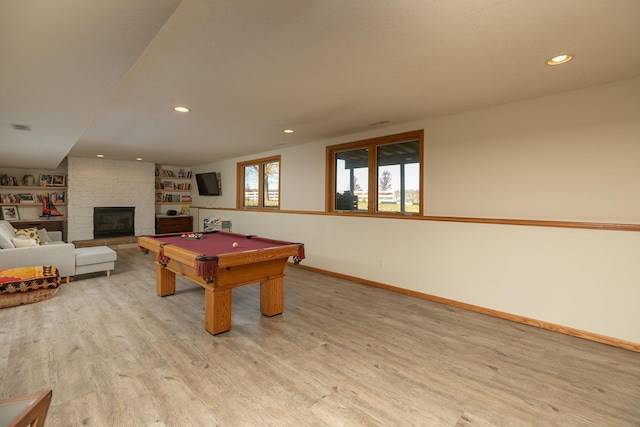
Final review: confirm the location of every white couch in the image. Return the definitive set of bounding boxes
[0,220,75,280]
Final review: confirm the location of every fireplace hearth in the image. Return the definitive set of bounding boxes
[94,207,135,239]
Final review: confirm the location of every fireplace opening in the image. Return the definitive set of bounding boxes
[94,207,135,239]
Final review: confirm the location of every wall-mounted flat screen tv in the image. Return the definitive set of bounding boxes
[196,172,221,196]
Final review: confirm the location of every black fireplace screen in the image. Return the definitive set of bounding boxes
[93,207,135,239]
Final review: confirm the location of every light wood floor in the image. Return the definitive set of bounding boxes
[1,248,638,426]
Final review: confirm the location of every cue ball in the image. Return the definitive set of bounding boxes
[232,242,239,248]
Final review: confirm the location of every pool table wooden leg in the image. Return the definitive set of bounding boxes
[260,276,284,317]
[204,288,232,335]
[156,264,176,296]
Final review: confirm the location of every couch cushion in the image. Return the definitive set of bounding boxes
[15,227,41,245]
[37,228,52,243]
[12,237,38,247]
[75,246,117,266]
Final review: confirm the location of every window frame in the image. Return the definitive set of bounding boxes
[236,155,281,210]
[326,130,424,215]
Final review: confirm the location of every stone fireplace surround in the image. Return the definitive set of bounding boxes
[66,157,156,242]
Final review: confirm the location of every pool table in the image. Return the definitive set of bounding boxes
[137,230,304,335]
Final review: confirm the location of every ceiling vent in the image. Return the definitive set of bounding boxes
[11,123,32,131]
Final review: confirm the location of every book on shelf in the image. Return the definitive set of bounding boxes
[155,168,192,178]
[0,175,19,186]
[18,193,35,203]
[1,194,16,203]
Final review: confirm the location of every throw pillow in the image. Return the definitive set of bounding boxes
[12,237,38,247]
[37,228,52,244]
[15,227,41,245]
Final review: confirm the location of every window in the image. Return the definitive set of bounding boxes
[327,130,423,215]
[237,156,280,209]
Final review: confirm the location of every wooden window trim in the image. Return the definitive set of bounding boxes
[236,155,281,210]
[326,130,424,215]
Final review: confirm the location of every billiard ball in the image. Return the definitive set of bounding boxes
[232,242,239,248]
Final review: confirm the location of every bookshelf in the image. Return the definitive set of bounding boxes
[0,170,67,221]
[155,165,192,216]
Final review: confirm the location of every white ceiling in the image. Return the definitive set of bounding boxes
[2,0,640,169]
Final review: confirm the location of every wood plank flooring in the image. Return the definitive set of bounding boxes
[1,248,638,426]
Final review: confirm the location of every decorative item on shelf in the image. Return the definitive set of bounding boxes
[1,206,19,220]
[39,174,53,186]
[166,210,177,216]
[51,174,66,187]
[22,174,36,186]
[1,175,19,186]
[180,205,190,215]
[41,196,63,218]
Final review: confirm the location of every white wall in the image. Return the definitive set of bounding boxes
[191,77,640,345]
[67,157,155,241]
[424,77,640,222]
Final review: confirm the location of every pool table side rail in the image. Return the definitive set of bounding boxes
[137,236,305,279]
[214,244,303,268]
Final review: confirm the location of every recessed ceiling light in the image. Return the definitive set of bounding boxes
[546,54,573,65]
[135,158,143,161]
[174,106,190,113]
[283,129,294,134]
[96,154,104,158]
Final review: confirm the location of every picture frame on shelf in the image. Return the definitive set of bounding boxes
[39,174,53,186]
[52,174,66,186]
[1,206,19,220]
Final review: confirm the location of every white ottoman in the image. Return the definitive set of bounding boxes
[74,246,117,277]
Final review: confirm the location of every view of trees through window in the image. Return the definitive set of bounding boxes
[377,140,420,213]
[330,130,423,215]
[238,156,280,209]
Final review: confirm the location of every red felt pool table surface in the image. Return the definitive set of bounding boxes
[137,231,304,335]
[152,230,303,257]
